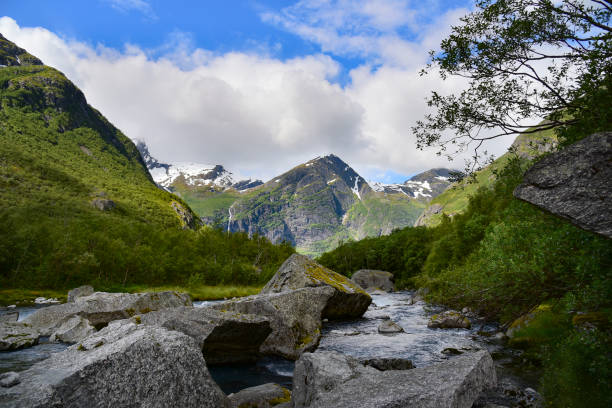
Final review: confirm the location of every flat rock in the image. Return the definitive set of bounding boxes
[0,320,228,407]
[0,322,39,351]
[228,383,291,408]
[49,315,95,344]
[67,285,94,302]
[351,270,395,292]
[514,132,612,238]
[24,291,192,335]
[377,320,404,334]
[211,287,334,360]
[139,306,271,364]
[428,310,471,329]
[292,350,496,408]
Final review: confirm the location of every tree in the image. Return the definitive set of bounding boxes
[413,0,612,170]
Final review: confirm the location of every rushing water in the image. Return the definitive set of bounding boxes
[1,292,538,402]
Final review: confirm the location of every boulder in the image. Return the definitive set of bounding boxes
[428,310,471,329]
[228,383,291,408]
[138,306,271,364]
[24,291,192,335]
[0,372,20,388]
[0,320,228,407]
[91,198,115,211]
[351,269,395,292]
[261,254,371,319]
[67,285,94,302]
[49,315,96,343]
[0,312,18,322]
[0,322,39,351]
[360,357,414,371]
[292,350,496,408]
[211,287,335,360]
[514,132,612,239]
[377,320,404,334]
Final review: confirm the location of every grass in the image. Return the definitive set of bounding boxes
[0,285,262,306]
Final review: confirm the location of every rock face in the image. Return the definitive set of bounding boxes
[351,270,395,292]
[514,132,612,239]
[292,350,496,408]
[0,322,39,351]
[24,291,192,335]
[49,315,96,343]
[67,285,94,302]
[0,320,228,407]
[360,357,414,371]
[139,306,271,364]
[377,320,404,334]
[414,203,444,227]
[228,383,291,408]
[428,310,472,329]
[211,287,334,360]
[261,254,371,320]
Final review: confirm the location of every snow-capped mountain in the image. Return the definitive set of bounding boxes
[369,168,454,200]
[135,140,263,191]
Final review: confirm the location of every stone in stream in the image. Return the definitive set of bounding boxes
[377,320,404,334]
[513,132,612,239]
[261,254,371,320]
[0,372,20,388]
[138,306,272,364]
[49,315,96,344]
[67,285,94,302]
[0,322,39,351]
[360,357,414,371]
[0,320,229,407]
[428,310,471,329]
[0,312,18,323]
[211,286,335,360]
[351,269,395,293]
[24,290,192,336]
[292,350,496,408]
[227,383,291,408]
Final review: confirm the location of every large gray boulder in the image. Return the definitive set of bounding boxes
[514,132,612,239]
[24,291,192,335]
[211,287,334,360]
[0,320,228,407]
[0,312,18,323]
[351,269,395,292]
[292,350,496,408]
[261,254,371,319]
[139,306,272,364]
[228,383,291,408]
[67,285,94,302]
[49,315,95,344]
[0,322,39,351]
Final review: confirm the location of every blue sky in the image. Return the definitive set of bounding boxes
[2,0,511,183]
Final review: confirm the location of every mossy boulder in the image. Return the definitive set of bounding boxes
[261,254,371,319]
[0,322,40,351]
[427,310,471,329]
[506,304,552,338]
[228,383,291,408]
[351,269,395,293]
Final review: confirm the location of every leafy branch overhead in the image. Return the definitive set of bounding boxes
[413,0,612,169]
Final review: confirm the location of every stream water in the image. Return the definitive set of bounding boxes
[1,292,539,404]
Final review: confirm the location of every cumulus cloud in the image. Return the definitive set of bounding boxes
[0,5,515,182]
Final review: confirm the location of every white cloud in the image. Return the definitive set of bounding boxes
[0,9,516,182]
[103,0,157,20]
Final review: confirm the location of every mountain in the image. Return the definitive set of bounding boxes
[369,168,453,200]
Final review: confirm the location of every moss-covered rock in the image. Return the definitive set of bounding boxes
[261,254,371,319]
[0,322,39,351]
[427,310,471,329]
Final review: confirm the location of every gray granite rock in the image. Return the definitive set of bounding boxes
[351,269,395,292]
[49,315,95,344]
[0,372,20,388]
[228,383,291,408]
[0,312,18,323]
[67,285,94,302]
[0,320,228,407]
[211,287,334,360]
[360,357,413,371]
[139,306,271,364]
[0,322,39,351]
[261,254,371,320]
[377,320,404,334]
[292,350,496,408]
[514,132,612,239]
[428,310,471,329]
[24,291,192,335]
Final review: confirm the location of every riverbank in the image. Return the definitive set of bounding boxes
[0,285,261,306]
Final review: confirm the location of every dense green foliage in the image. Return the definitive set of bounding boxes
[319,152,612,406]
[0,62,293,291]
